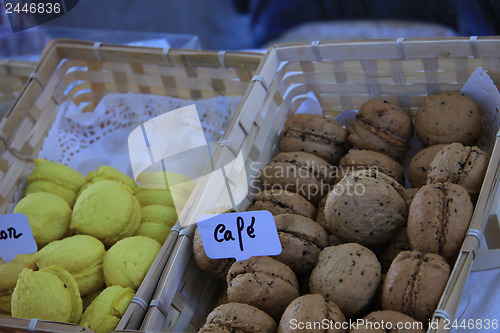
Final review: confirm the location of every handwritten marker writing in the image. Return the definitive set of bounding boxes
[0,214,37,262]
[197,211,281,261]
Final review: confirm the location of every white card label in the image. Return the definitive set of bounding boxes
[0,214,37,262]
[197,210,282,261]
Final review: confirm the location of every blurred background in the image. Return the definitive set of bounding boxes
[0,0,499,57]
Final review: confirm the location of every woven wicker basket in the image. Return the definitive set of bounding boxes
[144,37,500,333]
[0,39,262,332]
[0,60,35,118]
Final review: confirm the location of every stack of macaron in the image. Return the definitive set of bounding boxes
[195,92,490,332]
[25,158,86,207]
[132,170,193,244]
[4,161,177,333]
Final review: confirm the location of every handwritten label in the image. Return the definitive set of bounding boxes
[0,214,37,262]
[197,210,282,261]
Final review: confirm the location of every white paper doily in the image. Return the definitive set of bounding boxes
[38,93,242,177]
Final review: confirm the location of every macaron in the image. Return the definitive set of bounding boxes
[273,214,329,276]
[324,169,408,246]
[134,204,178,244]
[226,256,299,321]
[11,265,82,323]
[427,143,489,201]
[85,165,137,191]
[134,188,175,207]
[136,170,196,211]
[247,189,316,219]
[0,254,36,314]
[278,294,346,333]
[79,285,135,333]
[193,227,235,279]
[407,183,473,261]
[415,91,482,147]
[260,151,334,205]
[309,243,381,316]
[103,236,161,290]
[199,303,277,333]
[33,235,106,296]
[25,180,79,207]
[336,149,404,185]
[382,251,450,323]
[407,145,446,187]
[347,99,413,161]
[28,158,85,193]
[71,180,141,247]
[279,113,348,164]
[13,192,72,247]
[350,310,424,332]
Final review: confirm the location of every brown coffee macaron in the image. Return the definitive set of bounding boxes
[260,151,334,206]
[247,189,316,219]
[273,214,329,276]
[199,303,277,333]
[350,310,424,333]
[407,183,473,262]
[226,256,299,321]
[278,294,346,333]
[415,91,482,147]
[309,243,381,317]
[347,99,413,161]
[407,145,446,187]
[193,227,235,279]
[280,113,348,165]
[324,169,408,246]
[382,251,450,323]
[427,142,489,201]
[336,149,404,185]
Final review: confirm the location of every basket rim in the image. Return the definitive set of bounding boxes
[5,38,263,119]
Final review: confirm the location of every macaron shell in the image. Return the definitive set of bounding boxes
[135,222,172,245]
[201,303,277,333]
[348,99,412,161]
[260,151,334,205]
[325,170,407,246]
[103,236,161,290]
[248,189,316,219]
[134,188,175,207]
[140,204,178,226]
[71,180,141,247]
[13,192,71,247]
[382,251,450,323]
[226,256,299,321]
[278,294,346,333]
[0,254,36,292]
[415,92,482,147]
[79,285,134,333]
[11,266,82,324]
[86,165,137,190]
[279,113,348,164]
[193,227,235,279]
[309,243,381,317]
[407,183,473,261]
[408,144,446,187]
[357,99,413,140]
[33,235,106,296]
[338,149,405,185]
[351,310,424,333]
[28,158,85,192]
[457,147,489,200]
[26,180,78,207]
